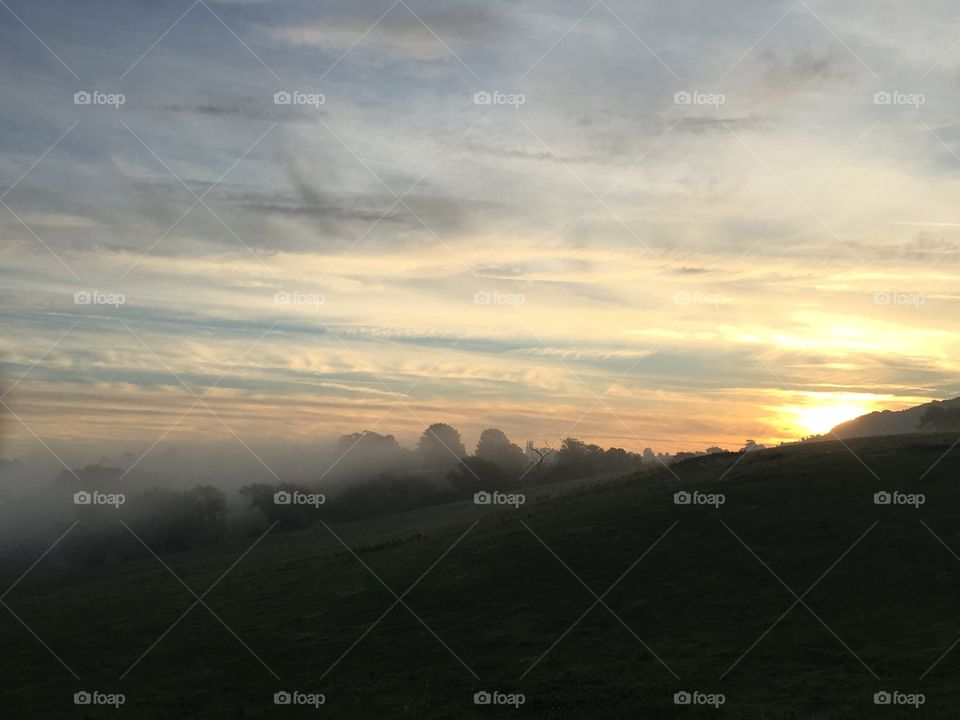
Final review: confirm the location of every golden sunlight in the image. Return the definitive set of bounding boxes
[779,395,880,437]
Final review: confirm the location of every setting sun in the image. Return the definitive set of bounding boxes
[780,396,878,437]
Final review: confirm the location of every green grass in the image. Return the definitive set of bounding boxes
[3,433,960,718]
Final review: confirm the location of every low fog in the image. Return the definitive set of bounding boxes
[6,421,728,581]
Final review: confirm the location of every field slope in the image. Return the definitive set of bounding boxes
[3,433,960,718]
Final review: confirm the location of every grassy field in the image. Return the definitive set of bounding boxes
[3,432,960,718]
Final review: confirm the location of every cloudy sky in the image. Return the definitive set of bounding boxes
[2,0,959,463]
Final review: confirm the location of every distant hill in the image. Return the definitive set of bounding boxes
[830,396,960,439]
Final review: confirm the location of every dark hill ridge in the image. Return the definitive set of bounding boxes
[830,396,960,439]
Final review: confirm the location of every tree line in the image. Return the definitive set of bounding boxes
[48,425,644,564]
[241,425,644,530]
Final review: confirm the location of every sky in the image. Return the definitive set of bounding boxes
[2,0,960,466]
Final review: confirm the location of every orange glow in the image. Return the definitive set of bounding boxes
[779,396,878,436]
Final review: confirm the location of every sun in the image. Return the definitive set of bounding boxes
[780,396,876,437]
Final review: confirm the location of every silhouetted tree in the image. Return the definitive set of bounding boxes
[63,484,227,565]
[185,485,227,545]
[526,441,554,470]
[475,428,526,476]
[555,437,605,476]
[334,431,414,478]
[240,482,321,532]
[128,486,226,554]
[56,464,125,490]
[918,405,960,432]
[333,474,450,521]
[416,423,466,475]
[447,456,512,496]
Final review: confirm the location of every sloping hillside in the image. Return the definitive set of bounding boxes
[3,433,960,718]
[831,397,960,439]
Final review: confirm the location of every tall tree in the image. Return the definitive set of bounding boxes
[475,428,526,475]
[416,423,466,475]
